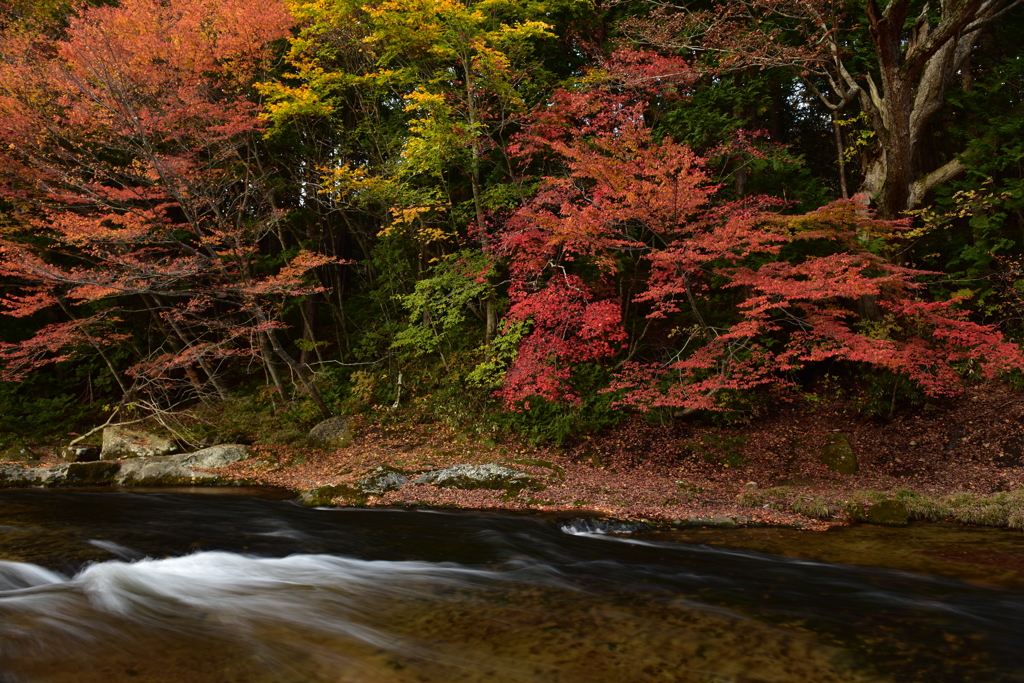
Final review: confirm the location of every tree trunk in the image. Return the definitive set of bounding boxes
[463,54,499,346]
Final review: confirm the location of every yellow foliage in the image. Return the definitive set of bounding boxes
[379,205,453,244]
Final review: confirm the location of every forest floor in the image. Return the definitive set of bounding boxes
[207,382,1024,530]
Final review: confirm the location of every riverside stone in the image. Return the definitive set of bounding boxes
[673,515,743,528]
[0,444,246,488]
[42,461,120,486]
[817,433,858,475]
[0,464,40,486]
[60,445,100,463]
[177,444,249,469]
[414,463,536,492]
[867,500,910,527]
[359,465,409,494]
[101,427,177,460]
[114,455,217,486]
[111,446,247,486]
[297,484,366,507]
[308,416,353,450]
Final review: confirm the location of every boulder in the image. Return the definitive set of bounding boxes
[112,444,247,486]
[359,465,409,495]
[114,455,217,486]
[60,445,100,463]
[0,464,41,487]
[0,461,121,487]
[414,463,537,492]
[101,427,177,460]
[308,416,353,450]
[816,433,858,475]
[866,499,910,527]
[39,461,120,487]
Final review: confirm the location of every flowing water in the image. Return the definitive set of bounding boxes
[1,488,1023,682]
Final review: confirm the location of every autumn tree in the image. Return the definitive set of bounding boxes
[493,87,1023,412]
[264,0,565,351]
[623,0,1022,221]
[0,0,338,416]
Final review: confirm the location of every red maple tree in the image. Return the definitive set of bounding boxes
[494,84,1023,411]
[0,0,336,414]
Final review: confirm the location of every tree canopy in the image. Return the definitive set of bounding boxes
[1,0,1023,440]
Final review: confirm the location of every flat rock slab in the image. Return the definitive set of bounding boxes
[0,461,121,487]
[177,444,249,469]
[359,466,409,494]
[0,444,248,488]
[414,463,536,492]
[114,445,249,486]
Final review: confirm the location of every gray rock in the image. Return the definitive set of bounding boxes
[0,461,121,487]
[359,466,409,494]
[0,464,41,486]
[415,463,536,492]
[112,444,247,486]
[39,461,120,486]
[60,445,100,463]
[101,427,177,460]
[178,444,248,469]
[308,416,353,450]
[816,433,858,475]
[114,455,218,486]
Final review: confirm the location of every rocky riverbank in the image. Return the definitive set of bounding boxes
[4,382,1024,532]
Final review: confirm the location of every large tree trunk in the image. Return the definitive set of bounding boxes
[856,0,1013,217]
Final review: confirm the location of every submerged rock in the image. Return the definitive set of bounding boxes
[308,416,353,450]
[415,463,537,492]
[359,466,409,495]
[817,433,858,475]
[101,427,177,460]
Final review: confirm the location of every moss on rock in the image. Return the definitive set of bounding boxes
[817,433,858,475]
[297,484,367,507]
[867,500,910,526]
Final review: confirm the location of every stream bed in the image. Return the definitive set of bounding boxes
[1,488,1023,682]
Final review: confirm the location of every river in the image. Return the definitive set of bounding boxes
[0,488,1022,682]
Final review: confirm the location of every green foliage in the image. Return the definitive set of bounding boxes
[467,364,626,446]
[392,250,493,356]
[851,370,929,419]
[467,319,529,389]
